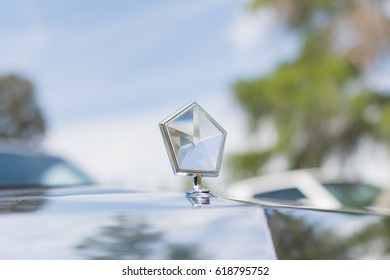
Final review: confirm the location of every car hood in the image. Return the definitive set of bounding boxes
[0,186,276,259]
[1,185,390,260]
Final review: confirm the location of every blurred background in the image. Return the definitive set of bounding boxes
[1,0,390,195]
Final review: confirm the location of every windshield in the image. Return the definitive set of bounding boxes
[0,152,93,187]
[323,182,382,209]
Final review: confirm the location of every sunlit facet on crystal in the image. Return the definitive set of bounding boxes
[160,102,226,176]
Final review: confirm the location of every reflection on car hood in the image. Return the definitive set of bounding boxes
[0,186,276,260]
[0,185,390,259]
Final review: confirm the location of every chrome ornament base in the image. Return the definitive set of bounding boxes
[185,174,213,208]
[186,191,213,208]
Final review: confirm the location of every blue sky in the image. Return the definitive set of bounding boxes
[0,0,299,124]
[0,0,302,188]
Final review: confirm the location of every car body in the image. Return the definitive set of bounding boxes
[1,185,390,259]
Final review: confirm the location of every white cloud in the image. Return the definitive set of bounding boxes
[57,0,230,61]
[44,108,172,188]
[0,27,49,73]
[229,7,282,53]
[227,6,301,76]
[0,1,48,73]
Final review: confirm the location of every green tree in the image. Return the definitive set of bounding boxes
[230,0,390,179]
[0,74,46,144]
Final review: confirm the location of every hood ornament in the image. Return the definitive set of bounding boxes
[159,101,226,207]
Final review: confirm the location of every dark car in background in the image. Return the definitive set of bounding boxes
[0,147,93,188]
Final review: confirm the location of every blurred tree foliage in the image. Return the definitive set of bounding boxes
[0,74,45,144]
[230,0,390,179]
[267,210,350,259]
[267,208,390,259]
[77,215,208,259]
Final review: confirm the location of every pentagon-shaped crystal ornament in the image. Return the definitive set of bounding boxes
[159,101,226,204]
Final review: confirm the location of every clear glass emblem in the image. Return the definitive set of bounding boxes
[159,101,226,207]
[159,101,226,177]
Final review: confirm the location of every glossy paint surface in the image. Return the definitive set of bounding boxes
[265,207,390,259]
[0,187,275,259]
[0,186,389,259]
